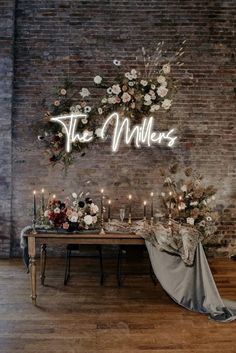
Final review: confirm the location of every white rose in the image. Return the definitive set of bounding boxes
[157,75,166,84]
[95,128,103,138]
[121,92,131,103]
[181,185,187,192]
[79,88,90,98]
[130,69,137,79]
[54,207,61,214]
[70,215,78,223]
[44,210,49,217]
[94,75,102,84]
[140,80,148,86]
[77,211,83,218]
[162,99,172,110]
[157,86,168,98]
[125,72,133,80]
[72,193,77,198]
[150,104,160,112]
[187,217,195,225]
[84,215,93,225]
[162,63,171,74]
[144,94,151,101]
[90,203,99,214]
[111,84,121,95]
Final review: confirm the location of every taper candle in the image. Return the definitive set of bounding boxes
[33,190,36,218]
[41,188,45,214]
[108,199,111,221]
[143,201,147,220]
[128,194,132,224]
[150,192,154,218]
[100,189,104,214]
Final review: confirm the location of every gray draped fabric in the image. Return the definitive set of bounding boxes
[146,241,236,322]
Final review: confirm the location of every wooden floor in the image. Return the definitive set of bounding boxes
[0,255,236,353]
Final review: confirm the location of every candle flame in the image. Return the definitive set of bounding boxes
[128,194,132,200]
[101,189,104,193]
[108,200,111,204]
[33,190,36,195]
[150,192,154,197]
[169,191,172,196]
[144,201,147,205]
[53,194,56,199]
[41,188,45,193]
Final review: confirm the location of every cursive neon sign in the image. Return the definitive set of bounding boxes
[101,112,177,152]
[50,112,177,153]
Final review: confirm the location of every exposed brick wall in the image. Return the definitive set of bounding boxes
[0,0,15,257]
[2,0,236,257]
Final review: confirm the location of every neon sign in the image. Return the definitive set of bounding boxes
[50,112,177,153]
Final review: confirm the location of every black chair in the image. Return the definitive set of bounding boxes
[64,244,104,285]
[116,245,157,287]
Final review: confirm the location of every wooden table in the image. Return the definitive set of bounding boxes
[26,231,145,305]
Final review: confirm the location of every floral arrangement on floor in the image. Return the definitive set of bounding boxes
[39,41,185,166]
[44,193,99,231]
[159,164,219,241]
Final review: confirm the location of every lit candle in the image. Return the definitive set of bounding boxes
[99,189,105,234]
[41,188,45,214]
[128,194,132,213]
[108,199,111,221]
[33,190,36,219]
[100,189,104,215]
[53,194,56,200]
[143,201,147,220]
[128,194,132,224]
[150,192,154,218]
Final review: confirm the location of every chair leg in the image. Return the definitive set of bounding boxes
[64,249,71,285]
[97,245,104,285]
[117,246,123,287]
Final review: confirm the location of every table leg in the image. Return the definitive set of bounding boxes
[28,236,37,305]
[40,244,47,286]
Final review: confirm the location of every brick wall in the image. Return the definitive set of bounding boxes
[0,0,15,257]
[1,0,236,257]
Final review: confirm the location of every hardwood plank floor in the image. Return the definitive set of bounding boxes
[0,255,236,353]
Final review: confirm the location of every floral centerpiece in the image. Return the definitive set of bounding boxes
[160,164,218,240]
[44,193,99,231]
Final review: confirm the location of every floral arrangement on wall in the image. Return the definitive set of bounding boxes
[39,41,185,166]
[160,164,218,240]
[44,193,99,231]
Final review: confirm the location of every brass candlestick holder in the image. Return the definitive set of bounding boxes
[99,212,106,235]
[128,213,132,225]
[32,218,37,234]
[150,217,154,226]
